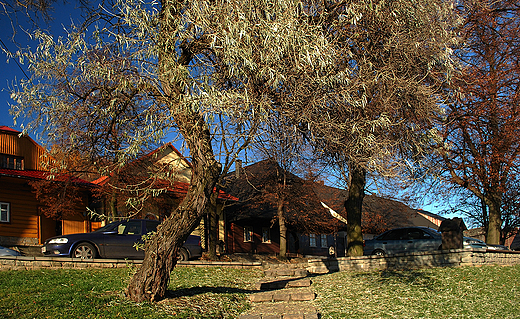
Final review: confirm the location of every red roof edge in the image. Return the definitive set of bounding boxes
[168,181,238,201]
[0,126,21,134]
[0,168,95,186]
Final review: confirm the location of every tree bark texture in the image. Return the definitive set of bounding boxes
[207,191,219,260]
[345,164,366,256]
[125,115,221,302]
[486,195,503,245]
[278,197,287,258]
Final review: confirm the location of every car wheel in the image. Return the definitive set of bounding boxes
[72,243,96,259]
[177,248,189,261]
[373,249,385,256]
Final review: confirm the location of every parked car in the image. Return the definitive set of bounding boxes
[41,219,202,261]
[364,226,487,256]
[0,245,22,257]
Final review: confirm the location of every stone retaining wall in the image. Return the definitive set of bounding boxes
[3,249,519,272]
[0,256,262,270]
[307,249,520,273]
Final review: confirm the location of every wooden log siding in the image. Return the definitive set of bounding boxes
[0,131,47,171]
[0,177,40,240]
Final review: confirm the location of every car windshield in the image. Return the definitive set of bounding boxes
[429,229,442,235]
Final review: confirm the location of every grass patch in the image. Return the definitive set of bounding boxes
[312,264,520,319]
[0,267,262,319]
[2,264,519,318]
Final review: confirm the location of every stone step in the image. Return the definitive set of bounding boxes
[249,289,316,303]
[264,268,308,278]
[255,278,312,290]
[238,301,319,319]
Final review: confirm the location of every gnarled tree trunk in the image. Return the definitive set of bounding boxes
[126,114,221,302]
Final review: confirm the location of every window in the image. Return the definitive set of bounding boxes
[0,154,24,170]
[244,226,253,242]
[0,202,10,223]
[379,229,406,241]
[262,227,271,243]
[117,221,142,235]
[320,234,327,248]
[309,233,317,247]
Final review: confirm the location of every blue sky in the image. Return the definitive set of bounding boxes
[0,3,82,130]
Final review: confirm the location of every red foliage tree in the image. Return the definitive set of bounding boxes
[440,0,520,244]
[30,177,85,220]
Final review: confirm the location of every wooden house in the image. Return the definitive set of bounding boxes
[0,126,96,246]
[223,160,446,257]
[223,160,348,257]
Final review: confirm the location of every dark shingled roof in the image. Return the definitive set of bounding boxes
[224,160,445,235]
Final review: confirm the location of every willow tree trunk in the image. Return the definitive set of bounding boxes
[126,0,222,302]
[125,113,221,302]
[345,164,366,256]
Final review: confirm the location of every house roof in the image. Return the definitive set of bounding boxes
[91,143,237,201]
[312,181,445,232]
[0,126,20,133]
[224,159,445,235]
[0,168,95,186]
[223,159,345,234]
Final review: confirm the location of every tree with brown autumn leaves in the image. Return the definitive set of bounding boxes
[438,0,520,245]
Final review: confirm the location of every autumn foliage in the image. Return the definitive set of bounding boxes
[440,0,520,244]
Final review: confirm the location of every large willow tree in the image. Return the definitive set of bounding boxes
[281,0,460,256]
[10,0,334,302]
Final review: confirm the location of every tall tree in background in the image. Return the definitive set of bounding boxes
[253,116,312,258]
[439,0,520,245]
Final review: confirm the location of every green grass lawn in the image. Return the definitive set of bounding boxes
[0,266,262,319]
[0,265,519,318]
[312,264,520,319]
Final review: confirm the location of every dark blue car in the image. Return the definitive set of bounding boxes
[41,219,202,261]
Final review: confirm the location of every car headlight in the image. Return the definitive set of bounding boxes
[48,238,68,244]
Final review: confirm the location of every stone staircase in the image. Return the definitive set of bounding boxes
[239,265,320,319]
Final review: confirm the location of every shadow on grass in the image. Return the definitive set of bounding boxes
[352,269,437,291]
[165,286,258,298]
